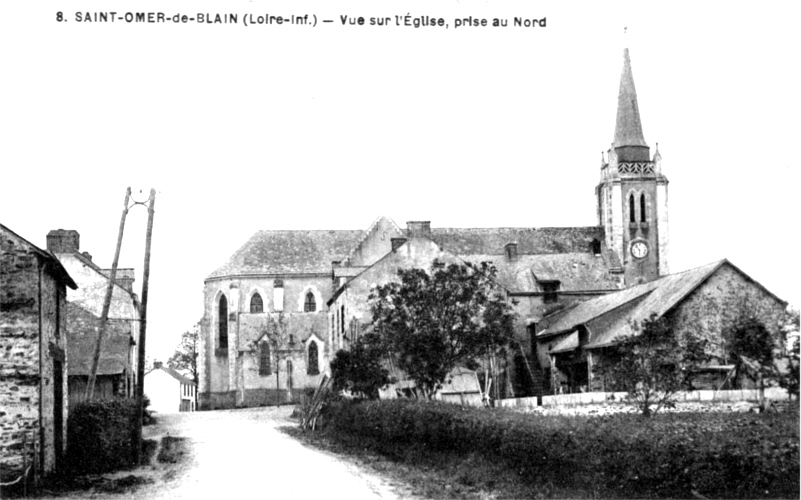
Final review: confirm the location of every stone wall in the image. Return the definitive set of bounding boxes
[0,236,42,483]
[0,230,69,483]
[670,262,787,361]
[498,387,790,411]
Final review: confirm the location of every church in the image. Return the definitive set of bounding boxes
[198,46,787,409]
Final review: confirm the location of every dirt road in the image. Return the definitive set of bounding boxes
[49,407,408,499]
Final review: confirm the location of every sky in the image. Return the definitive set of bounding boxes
[1,1,799,361]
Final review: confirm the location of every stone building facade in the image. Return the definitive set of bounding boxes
[200,217,402,409]
[46,230,141,405]
[1,224,76,485]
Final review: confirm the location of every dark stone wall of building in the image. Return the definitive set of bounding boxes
[0,234,42,483]
[1,231,69,482]
[670,264,787,364]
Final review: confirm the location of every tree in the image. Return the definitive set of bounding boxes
[168,323,199,387]
[597,314,710,417]
[369,260,516,398]
[728,315,775,389]
[330,332,391,399]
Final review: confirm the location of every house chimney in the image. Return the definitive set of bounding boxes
[46,229,80,254]
[391,237,407,251]
[153,361,162,369]
[505,242,518,262]
[103,268,136,292]
[406,221,431,239]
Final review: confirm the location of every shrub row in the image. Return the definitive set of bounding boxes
[66,399,141,474]
[323,399,799,499]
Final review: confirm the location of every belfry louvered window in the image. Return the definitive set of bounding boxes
[629,194,636,223]
[640,193,647,222]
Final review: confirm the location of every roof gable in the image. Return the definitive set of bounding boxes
[328,237,463,306]
[0,223,77,289]
[156,365,196,386]
[344,215,404,267]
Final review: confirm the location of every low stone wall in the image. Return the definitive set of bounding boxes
[198,390,235,410]
[199,388,306,410]
[498,388,790,410]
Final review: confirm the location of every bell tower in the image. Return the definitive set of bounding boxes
[596,45,669,285]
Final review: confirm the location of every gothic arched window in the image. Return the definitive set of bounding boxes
[304,291,316,312]
[640,193,647,222]
[629,194,636,223]
[307,342,319,375]
[259,342,271,376]
[250,293,263,313]
[218,295,228,349]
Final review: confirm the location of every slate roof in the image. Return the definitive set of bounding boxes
[68,331,131,376]
[431,227,603,256]
[461,253,621,293]
[614,48,648,149]
[535,259,782,350]
[0,223,77,289]
[147,364,195,386]
[207,230,364,279]
[208,224,607,281]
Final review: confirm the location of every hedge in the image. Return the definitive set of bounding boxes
[66,399,141,474]
[322,399,799,499]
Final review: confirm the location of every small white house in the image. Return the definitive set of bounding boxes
[145,362,196,413]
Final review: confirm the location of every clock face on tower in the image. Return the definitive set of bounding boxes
[631,241,649,259]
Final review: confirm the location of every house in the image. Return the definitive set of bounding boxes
[45,229,141,404]
[145,362,197,413]
[536,259,789,393]
[199,45,788,407]
[1,224,76,485]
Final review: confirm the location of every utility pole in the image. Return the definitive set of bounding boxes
[86,187,131,399]
[135,189,156,464]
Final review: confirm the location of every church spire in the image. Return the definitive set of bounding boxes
[613,44,650,162]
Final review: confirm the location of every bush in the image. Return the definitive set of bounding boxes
[323,399,799,499]
[330,333,391,399]
[67,399,141,474]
